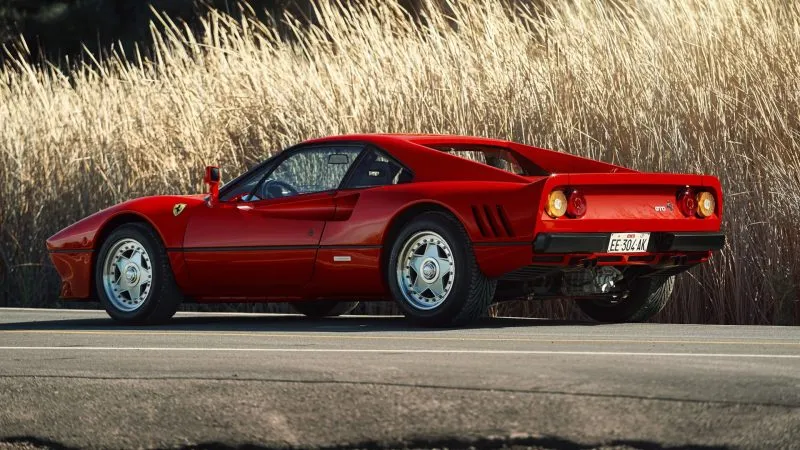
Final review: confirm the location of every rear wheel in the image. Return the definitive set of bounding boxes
[388,211,496,327]
[576,276,675,323]
[289,301,359,318]
[95,223,183,324]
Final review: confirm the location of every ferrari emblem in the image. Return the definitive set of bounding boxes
[172,203,187,216]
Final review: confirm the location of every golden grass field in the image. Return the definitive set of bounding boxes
[0,0,798,323]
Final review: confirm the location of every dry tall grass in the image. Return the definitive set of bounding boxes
[1,0,798,323]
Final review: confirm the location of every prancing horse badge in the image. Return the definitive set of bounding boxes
[173,203,187,216]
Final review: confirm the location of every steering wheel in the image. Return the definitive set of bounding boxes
[261,180,299,199]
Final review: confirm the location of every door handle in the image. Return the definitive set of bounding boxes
[332,192,360,221]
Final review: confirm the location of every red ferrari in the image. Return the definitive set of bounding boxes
[47,134,725,326]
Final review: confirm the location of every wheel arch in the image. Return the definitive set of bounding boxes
[379,201,466,278]
[95,213,165,250]
[92,213,168,298]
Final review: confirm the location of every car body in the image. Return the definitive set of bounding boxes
[47,134,725,325]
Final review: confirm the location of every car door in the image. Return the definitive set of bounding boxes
[309,148,415,297]
[182,145,364,299]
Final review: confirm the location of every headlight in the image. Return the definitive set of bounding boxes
[546,190,568,218]
[696,191,715,217]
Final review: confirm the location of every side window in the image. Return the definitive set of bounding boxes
[219,160,275,202]
[254,146,362,200]
[344,150,412,189]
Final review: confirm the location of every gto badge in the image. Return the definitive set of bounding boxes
[655,201,674,212]
[173,203,187,216]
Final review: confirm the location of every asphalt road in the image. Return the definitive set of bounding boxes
[0,308,798,450]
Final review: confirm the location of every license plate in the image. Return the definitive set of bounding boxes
[607,232,650,253]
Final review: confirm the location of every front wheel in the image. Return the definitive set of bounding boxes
[94,223,183,324]
[576,276,675,323]
[289,301,359,318]
[387,212,496,327]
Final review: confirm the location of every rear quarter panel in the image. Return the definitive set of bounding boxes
[314,180,542,292]
[321,181,542,246]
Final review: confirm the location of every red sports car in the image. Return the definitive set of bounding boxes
[47,134,725,326]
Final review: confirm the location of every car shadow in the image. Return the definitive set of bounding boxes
[0,435,728,450]
[0,309,598,332]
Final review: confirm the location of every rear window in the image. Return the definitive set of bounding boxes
[427,144,547,176]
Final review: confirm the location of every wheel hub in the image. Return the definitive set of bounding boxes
[421,259,439,282]
[124,265,140,284]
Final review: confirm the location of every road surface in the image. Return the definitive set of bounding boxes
[0,308,798,449]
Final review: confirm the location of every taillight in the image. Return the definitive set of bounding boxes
[696,191,715,217]
[546,190,567,218]
[677,188,697,217]
[677,188,716,218]
[566,190,587,218]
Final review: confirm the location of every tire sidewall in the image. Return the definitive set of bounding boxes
[95,224,165,322]
[388,213,471,321]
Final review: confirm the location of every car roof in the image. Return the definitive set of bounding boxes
[302,133,512,147]
[300,133,632,181]
[301,134,528,183]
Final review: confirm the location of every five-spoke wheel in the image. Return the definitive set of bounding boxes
[388,212,495,327]
[396,231,456,310]
[95,223,183,324]
[102,238,153,312]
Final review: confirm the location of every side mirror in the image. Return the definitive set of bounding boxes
[204,166,221,205]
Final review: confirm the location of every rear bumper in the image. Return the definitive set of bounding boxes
[533,232,725,254]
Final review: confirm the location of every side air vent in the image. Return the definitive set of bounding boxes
[472,204,515,238]
[471,206,490,237]
[482,205,501,236]
[495,205,515,237]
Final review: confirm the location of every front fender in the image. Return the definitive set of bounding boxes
[45,195,206,299]
[46,195,206,252]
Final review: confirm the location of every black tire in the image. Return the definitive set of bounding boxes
[387,211,496,327]
[576,276,675,323]
[94,222,183,324]
[289,301,359,318]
